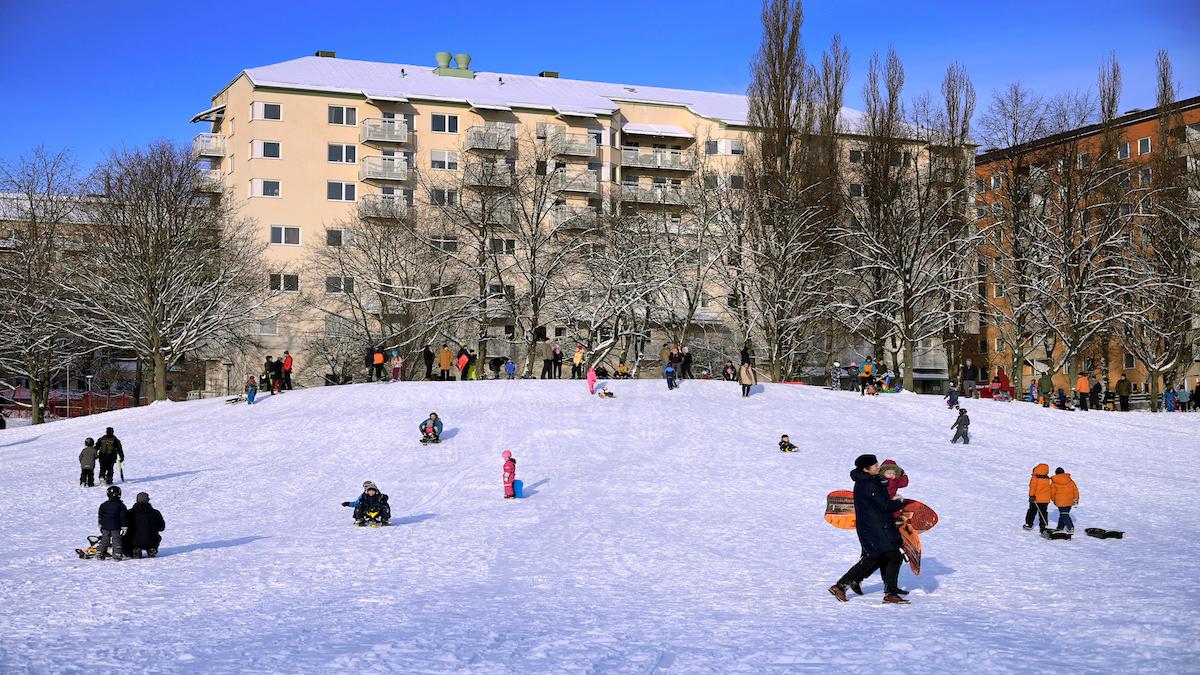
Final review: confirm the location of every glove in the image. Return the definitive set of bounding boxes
[1074,499,1079,506]
[119,528,127,536]
[1029,496,1035,503]
[341,502,351,507]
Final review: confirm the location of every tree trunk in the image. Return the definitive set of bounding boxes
[1010,346,1026,399]
[153,352,168,401]
[1148,369,1161,412]
[824,321,835,387]
[134,358,144,407]
[903,338,915,391]
[30,374,46,425]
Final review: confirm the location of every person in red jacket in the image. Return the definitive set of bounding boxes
[282,351,294,390]
[879,459,909,520]
[502,450,517,499]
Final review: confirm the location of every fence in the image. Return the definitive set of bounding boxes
[1,391,149,420]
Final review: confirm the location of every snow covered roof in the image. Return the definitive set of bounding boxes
[622,123,693,139]
[223,55,869,130]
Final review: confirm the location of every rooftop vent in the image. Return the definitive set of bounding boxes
[539,71,560,79]
[1124,108,1142,115]
[434,51,475,78]
[315,50,336,58]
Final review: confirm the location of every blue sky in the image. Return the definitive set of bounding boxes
[1,0,1197,171]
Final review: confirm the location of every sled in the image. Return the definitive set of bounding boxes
[1042,530,1072,540]
[75,535,102,559]
[358,511,388,528]
[513,480,524,499]
[1085,528,1124,540]
[419,437,440,445]
[824,490,939,532]
[899,521,922,575]
[225,396,245,405]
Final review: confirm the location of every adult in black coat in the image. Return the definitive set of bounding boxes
[680,347,694,379]
[1089,381,1102,410]
[422,345,435,380]
[124,492,166,558]
[829,454,909,604]
[95,427,124,485]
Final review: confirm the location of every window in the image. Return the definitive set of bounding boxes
[327,181,356,201]
[849,149,863,164]
[991,203,1003,217]
[1117,141,1130,160]
[1139,167,1153,186]
[850,183,863,197]
[269,273,299,292]
[252,102,282,120]
[431,283,457,297]
[431,236,458,252]
[976,206,987,219]
[490,238,515,254]
[993,281,1004,298]
[978,338,988,354]
[325,276,355,294]
[1120,203,1133,216]
[730,139,745,155]
[975,179,985,194]
[326,229,344,247]
[251,179,281,198]
[430,189,458,206]
[995,337,1005,353]
[269,225,300,246]
[431,113,459,133]
[328,144,357,163]
[729,174,745,190]
[554,327,567,338]
[1077,153,1090,169]
[703,174,718,189]
[252,140,281,159]
[1123,352,1135,369]
[991,175,1001,190]
[504,325,516,338]
[582,243,606,258]
[700,291,712,308]
[487,284,515,299]
[705,140,719,155]
[250,318,278,336]
[328,105,357,126]
[431,150,459,170]
[1137,136,1151,155]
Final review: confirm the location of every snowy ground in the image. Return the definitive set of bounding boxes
[0,379,1197,673]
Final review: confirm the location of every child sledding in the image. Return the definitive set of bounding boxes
[419,412,443,444]
[343,481,391,526]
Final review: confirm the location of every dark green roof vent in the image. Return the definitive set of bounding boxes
[539,71,559,78]
[435,51,474,78]
[315,50,336,58]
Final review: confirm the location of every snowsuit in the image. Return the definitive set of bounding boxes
[353,491,391,524]
[1090,382,1102,410]
[124,499,165,558]
[505,360,516,379]
[95,433,124,485]
[837,468,905,594]
[391,355,403,381]
[665,365,677,390]
[571,348,585,379]
[945,386,959,408]
[779,439,797,452]
[419,417,444,441]
[503,457,517,498]
[681,349,694,379]
[738,363,756,397]
[245,378,257,405]
[438,348,454,381]
[422,347,435,380]
[860,361,876,396]
[1050,472,1079,532]
[880,461,908,499]
[830,366,842,390]
[723,365,736,381]
[489,357,503,380]
[97,495,128,559]
[1038,373,1055,407]
[586,367,598,395]
[950,411,970,444]
[1026,464,1052,531]
[282,354,294,390]
[1164,388,1177,412]
[79,442,98,487]
[1115,377,1132,411]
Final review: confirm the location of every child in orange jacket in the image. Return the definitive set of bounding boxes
[1049,467,1080,532]
[1024,463,1052,532]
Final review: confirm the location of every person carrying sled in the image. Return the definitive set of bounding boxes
[1024,463,1052,532]
[503,451,517,499]
[950,408,970,444]
[79,438,98,487]
[353,481,391,526]
[945,382,960,409]
[829,454,910,604]
[124,491,166,558]
[419,412,443,443]
[96,485,128,560]
[1050,467,1079,533]
[778,434,797,453]
[95,427,124,485]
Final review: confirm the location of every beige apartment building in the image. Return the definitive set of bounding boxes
[191,50,957,390]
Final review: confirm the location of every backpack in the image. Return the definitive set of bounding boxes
[97,436,116,456]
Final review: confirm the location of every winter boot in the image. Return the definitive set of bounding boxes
[1022,524,1033,530]
[892,588,910,595]
[882,594,911,604]
[147,549,158,558]
[848,580,863,596]
[828,585,848,602]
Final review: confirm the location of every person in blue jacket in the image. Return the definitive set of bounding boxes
[828,454,909,604]
[419,412,444,443]
[504,358,517,380]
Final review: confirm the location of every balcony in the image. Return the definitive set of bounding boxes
[360,118,409,144]
[620,185,691,205]
[550,206,597,229]
[359,156,408,182]
[465,125,515,151]
[621,148,696,171]
[553,169,599,193]
[193,133,226,157]
[465,163,513,189]
[196,169,224,192]
[358,194,409,219]
[548,132,597,157]
[468,202,513,225]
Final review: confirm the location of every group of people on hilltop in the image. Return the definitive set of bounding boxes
[244,352,293,404]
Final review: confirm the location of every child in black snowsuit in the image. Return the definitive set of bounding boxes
[352,481,391,526]
[97,485,128,560]
[79,438,98,487]
[950,408,970,444]
[779,434,797,452]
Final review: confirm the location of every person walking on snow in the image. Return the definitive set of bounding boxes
[503,451,517,499]
[245,375,258,405]
[1075,373,1091,411]
[587,366,598,395]
[950,408,970,444]
[371,348,387,382]
[830,362,842,391]
[95,427,124,485]
[505,358,517,380]
[960,359,980,399]
[738,362,757,397]
[123,491,165,558]
[1024,463,1052,532]
[1050,467,1079,533]
[659,343,672,365]
[1115,373,1132,412]
[665,363,678,390]
[681,346,694,379]
[437,345,454,381]
[1038,372,1055,407]
[1177,384,1191,412]
[282,351,294,390]
[829,454,910,604]
[419,412,443,443]
[96,485,128,560]
[79,438,98,487]
[422,345,435,380]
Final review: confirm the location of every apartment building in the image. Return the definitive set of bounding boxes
[191,50,960,389]
[974,96,1200,394]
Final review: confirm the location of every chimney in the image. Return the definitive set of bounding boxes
[538,71,560,78]
[434,51,475,78]
[314,50,336,58]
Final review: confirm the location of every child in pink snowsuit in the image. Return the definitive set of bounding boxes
[502,450,517,499]
[586,367,597,395]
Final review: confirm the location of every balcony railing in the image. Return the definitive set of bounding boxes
[549,132,597,157]
[468,203,513,225]
[359,157,409,182]
[465,163,513,188]
[621,148,696,171]
[196,169,224,192]
[550,206,597,229]
[465,125,515,151]
[360,118,409,144]
[358,194,409,219]
[193,133,226,157]
[620,185,691,205]
[553,169,599,193]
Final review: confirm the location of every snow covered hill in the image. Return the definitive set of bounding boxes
[0,379,1197,673]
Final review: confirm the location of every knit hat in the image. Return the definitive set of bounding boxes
[85,438,94,445]
[1055,467,1065,475]
[136,492,150,504]
[854,454,879,470]
[363,481,378,492]
[502,450,512,459]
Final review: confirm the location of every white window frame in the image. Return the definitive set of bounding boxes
[993,281,1004,298]
[1137,136,1151,156]
[252,101,282,121]
[431,235,458,252]
[1117,141,1130,160]
[327,143,357,164]
[430,188,458,206]
[327,181,357,202]
[324,276,355,294]
[269,273,299,293]
[431,150,459,170]
[328,105,357,126]
[251,179,281,198]
[269,225,301,246]
[431,113,459,134]
[326,228,345,247]
[991,175,1001,190]
[252,140,281,159]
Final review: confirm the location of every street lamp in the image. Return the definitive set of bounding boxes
[223,360,234,396]
[86,375,93,415]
